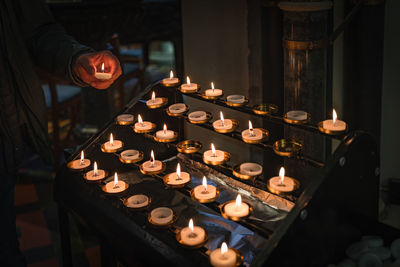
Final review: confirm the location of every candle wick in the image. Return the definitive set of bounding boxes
[201,188,209,194]
[249,128,254,137]
[113,184,120,189]
[221,120,225,127]
[176,174,182,181]
[188,232,197,238]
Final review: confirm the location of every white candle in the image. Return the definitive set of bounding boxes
[180,219,206,247]
[134,114,153,131]
[85,161,106,181]
[120,149,140,161]
[68,150,91,170]
[155,124,175,140]
[126,194,149,209]
[103,133,123,151]
[146,91,163,106]
[116,114,134,124]
[226,95,245,104]
[94,63,112,80]
[205,82,223,97]
[162,70,179,85]
[193,176,217,201]
[188,111,207,121]
[213,111,233,130]
[241,120,263,141]
[239,162,263,176]
[224,194,249,218]
[168,103,187,114]
[104,172,127,193]
[180,76,199,92]
[322,109,347,131]
[142,150,163,172]
[166,163,191,186]
[204,143,225,162]
[286,110,308,121]
[210,242,237,267]
[150,207,174,226]
[268,167,295,193]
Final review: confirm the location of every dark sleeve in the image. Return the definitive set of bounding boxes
[16,0,94,86]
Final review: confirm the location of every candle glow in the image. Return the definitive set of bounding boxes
[189,218,194,232]
[279,167,285,185]
[163,123,167,134]
[113,172,119,188]
[332,109,337,126]
[170,70,174,79]
[151,91,156,102]
[202,176,208,192]
[221,242,228,256]
[80,151,84,165]
[235,194,242,208]
[93,162,98,176]
[211,82,215,91]
[110,133,114,146]
[211,143,216,157]
[186,76,191,86]
[101,63,105,73]
[249,120,254,136]
[150,150,155,168]
[176,163,181,180]
[220,111,225,126]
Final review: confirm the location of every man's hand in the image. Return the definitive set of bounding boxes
[73,50,122,89]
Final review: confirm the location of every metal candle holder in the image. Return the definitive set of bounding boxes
[267,177,300,195]
[133,122,157,134]
[122,195,151,211]
[203,151,231,166]
[273,139,302,157]
[232,164,259,180]
[187,112,213,124]
[179,84,200,93]
[283,112,311,125]
[252,103,278,116]
[119,151,144,164]
[241,128,269,144]
[146,97,168,109]
[220,200,253,221]
[190,187,220,204]
[153,131,178,143]
[200,92,223,100]
[225,98,248,107]
[176,140,202,154]
[147,212,178,228]
[175,229,208,249]
[163,173,191,188]
[139,162,167,175]
[165,104,189,117]
[213,119,239,134]
[101,181,129,195]
[317,121,348,135]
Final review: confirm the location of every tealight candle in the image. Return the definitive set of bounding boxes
[179,219,206,247]
[180,76,199,92]
[116,114,134,125]
[141,150,163,172]
[203,143,225,162]
[94,63,112,80]
[162,70,180,86]
[268,167,295,193]
[104,172,128,194]
[213,111,233,130]
[126,194,149,209]
[286,110,308,121]
[188,111,207,122]
[155,124,175,140]
[210,242,238,267]
[239,162,263,176]
[120,149,140,162]
[168,103,187,114]
[193,176,217,201]
[150,207,174,226]
[134,114,154,132]
[241,120,263,142]
[321,109,347,132]
[68,151,91,170]
[146,91,163,107]
[84,161,106,181]
[227,95,245,104]
[223,194,250,218]
[165,163,191,186]
[102,133,123,152]
[205,82,223,97]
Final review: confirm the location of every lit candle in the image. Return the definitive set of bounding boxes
[116,114,134,125]
[223,194,250,218]
[165,163,191,186]
[241,120,263,142]
[125,194,149,209]
[146,91,163,107]
[134,114,154,132]
[239,162,263,176]
[141,150,163,172]
[67,150,90,170]
[210,242,238,267]
[179,218,206,247]
[286,110,308,121]
[102,133,123,151]
[205,82,223,97]
[188,111,208,122]
[226,94,245,104]
[203,143,225,162]
[180,76,199,92]
[104,172,128,194]
[193,176,217,201]
[150,207,174,226]
[162,70,180,85]
[268,167,296,193]
[84,161,106,181]
[213,111,233,130]
[94,63,112,80]
[168,103,187,114]
[155,124,175,140]
[322,109,347,132]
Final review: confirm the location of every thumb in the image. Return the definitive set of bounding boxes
[82,62,95,75]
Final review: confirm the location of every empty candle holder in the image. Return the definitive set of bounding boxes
[232,162,263,180]
[252,103,278,116]
[225,95,248,107]
[148,207,177,228]
[273,139,302,157]
[187,111,212,124]
[166,103,189,117]
[220,195,253,221]
[119,149,144,164]
[283,110,310,125]
[176,140,202,154]
[115,114,134,125]
[122,194,151,211]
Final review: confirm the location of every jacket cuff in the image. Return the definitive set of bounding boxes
[68,47,95,87]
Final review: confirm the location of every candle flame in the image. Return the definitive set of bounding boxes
[163,123,167,131]
[211,143,216,157]
[249,120,253,130]
[101,63,105,72]
[114,172,118,187]
[235,194,242,207]
[221,242,228,255]
[170,70,174,79]
[188,218,194,232]
[176,163,181,178]
[93,161,98,176]
[202,176,207,191]
[186,76,191,85]
[151,91,155,101]
[80,151,84,164]
[332,109,337,126]
[110,133,114,146]
[150,150,155,163]
[211,82,215,90]
[138,114,143,124]
[279,167,285,185]
[220,111,224,122]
